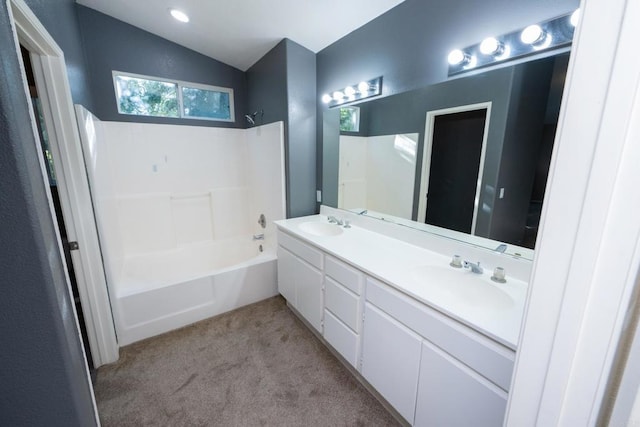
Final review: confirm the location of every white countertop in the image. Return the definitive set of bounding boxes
[275,215,528,350]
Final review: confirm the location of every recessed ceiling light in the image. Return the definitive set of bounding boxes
[170,9,189,23]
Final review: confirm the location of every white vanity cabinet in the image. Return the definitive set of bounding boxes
[414,340,507,427]
[363,276,513,426]
[323,256,364,369]
[275,221,517,426]
[276,231,324,333]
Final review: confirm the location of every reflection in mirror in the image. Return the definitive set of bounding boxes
[419,103,490,235]
[338,133,418,220]
[323,52,570,256]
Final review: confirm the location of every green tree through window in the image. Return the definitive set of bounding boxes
[114,72,235,122]
[115,75,179,117]
[340,106,360,132]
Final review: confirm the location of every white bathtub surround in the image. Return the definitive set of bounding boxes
[339,134,418,220]
[276,210,530,349]
[76,106,286,346]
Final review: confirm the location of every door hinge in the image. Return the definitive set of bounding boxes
[68,241,79,251]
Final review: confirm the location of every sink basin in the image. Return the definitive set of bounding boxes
[298,221,344,237]
[411,265,514,309]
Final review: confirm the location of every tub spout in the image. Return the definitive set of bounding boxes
[253,233,265,241]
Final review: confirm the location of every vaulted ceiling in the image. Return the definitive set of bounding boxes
[76,0,406,71]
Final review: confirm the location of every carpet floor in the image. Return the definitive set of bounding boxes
[94,296,400,426]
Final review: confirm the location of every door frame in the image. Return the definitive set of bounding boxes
[506,0,640,424]
[9,0,118,367]
[418,102,491,234]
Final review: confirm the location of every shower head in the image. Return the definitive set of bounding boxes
[245,110,264,126]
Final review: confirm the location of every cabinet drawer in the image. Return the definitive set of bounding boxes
[366,277,514,391]
[277,230,323,269]
[325,277,360,333]
[324,310,359,368]
[325,256,363,295]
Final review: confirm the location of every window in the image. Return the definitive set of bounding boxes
[340,106,360,132]
[113,71,234,122]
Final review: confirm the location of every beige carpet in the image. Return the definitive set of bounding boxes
[94,296,399,426]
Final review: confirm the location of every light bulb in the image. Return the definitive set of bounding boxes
[321,94,332,104]
[521,25,545,45]
[344,86,356,96]
[570,9,580,27]
[358,81,370,93]
[480,37,502,55]
[447,49,467,65]
[332,91,344,101]
[169,9,190,23]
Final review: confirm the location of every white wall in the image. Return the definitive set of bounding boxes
[75,107,124,285]
[75,106,285,293]
[245,123,286,245]
[338,135,367,210]
[338,133,418,219]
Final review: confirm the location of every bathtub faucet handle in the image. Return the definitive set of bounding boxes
[253,233,265,241]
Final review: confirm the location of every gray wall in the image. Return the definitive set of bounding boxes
[0,2,97,425]
[489,58,556,245]
[247,39,317,218]
[247,41,288,129]
[285,40,317,217]
[316,0,579,202]
[24,0,94,109]
[77,5,247,128]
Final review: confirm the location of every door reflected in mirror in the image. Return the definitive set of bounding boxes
[419,103,490,235]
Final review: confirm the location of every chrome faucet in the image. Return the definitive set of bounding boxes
[252,233,265,241]
[357,209,368,215]
[327,216,343,225]
[463,260,484,274]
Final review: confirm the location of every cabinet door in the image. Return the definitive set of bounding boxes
[277,246,297,304]
[414,340,507,427]
[296,259,323,333]
[277,245,323,333]
[361,303,422,424]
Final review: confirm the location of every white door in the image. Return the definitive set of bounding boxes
[10,0,118,368]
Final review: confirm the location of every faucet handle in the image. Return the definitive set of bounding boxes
[327,216,337,223]
[344,220,351,228]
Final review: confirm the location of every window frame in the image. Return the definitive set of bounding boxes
[112,71,235,123]
[339,105,360,132]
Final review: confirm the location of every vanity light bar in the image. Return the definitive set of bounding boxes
[321,76,383,108]
[447,10,578,76]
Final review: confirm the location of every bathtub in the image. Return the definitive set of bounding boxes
[112,236,278,346]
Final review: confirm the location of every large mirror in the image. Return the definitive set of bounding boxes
[322,52,570,259]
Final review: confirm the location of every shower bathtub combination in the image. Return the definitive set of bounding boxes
[76,106,286,345]
[115,234,277,345]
